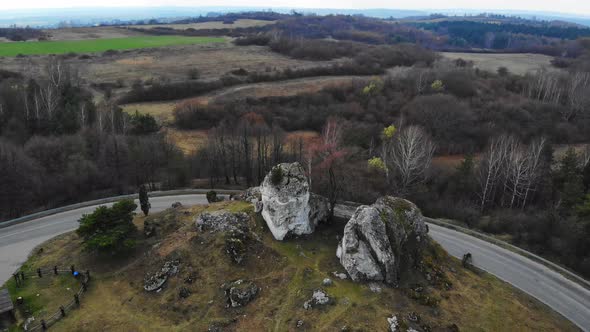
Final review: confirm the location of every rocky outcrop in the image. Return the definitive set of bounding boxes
[336,196,429,285]
[223,280,259,308]
[195,211,250,264]
[195,211,249,233]
[144,260,180,292]
[259,163,329,240]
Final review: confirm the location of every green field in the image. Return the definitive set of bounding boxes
[0,36,226,57]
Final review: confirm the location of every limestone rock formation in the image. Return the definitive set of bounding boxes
[336,196,429,285]
[259,162,329,240]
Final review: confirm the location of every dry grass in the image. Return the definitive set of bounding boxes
[440,52,560,75]
[0,43,342,101]
[138,19,275,30]
[4,201,578,332]
[121,101,177,123]
[42,26,146,41]
[164,128,208,155]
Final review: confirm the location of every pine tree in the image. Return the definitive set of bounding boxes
[557,148,584,211]
[139,184,150,216]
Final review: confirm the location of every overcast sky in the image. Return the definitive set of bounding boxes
[4,0,590,16]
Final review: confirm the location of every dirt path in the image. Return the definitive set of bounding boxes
[185,75,374,106]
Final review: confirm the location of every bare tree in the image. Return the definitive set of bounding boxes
[478,135,512,211]
[387,125,435,193]
[565,72,590,121]
[521,137,547,209]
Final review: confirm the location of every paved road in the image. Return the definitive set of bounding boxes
[1,196,589,330]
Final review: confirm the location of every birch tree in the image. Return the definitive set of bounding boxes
[387,125,435,193]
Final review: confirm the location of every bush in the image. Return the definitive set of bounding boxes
[129,111,160,135]
[76,199,138,254]
[206,190,219,203]
[271,166,283,185]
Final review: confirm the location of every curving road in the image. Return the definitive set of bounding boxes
[1,195,589,331]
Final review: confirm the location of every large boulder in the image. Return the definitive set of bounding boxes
[260,163,329,240]
[336,197,429,285]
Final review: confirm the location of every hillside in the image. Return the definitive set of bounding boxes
[3,199,577,331]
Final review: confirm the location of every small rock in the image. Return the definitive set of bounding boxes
[178,286,191,299]
[303,289,331,309]
[332,272,348,280]
[296,320,304,328]
[387,315,399,332]
[407,312,420,322]
[322,278,333,286]
[223,280,259,308]
[368,282,382,293]
[171,202,183,208]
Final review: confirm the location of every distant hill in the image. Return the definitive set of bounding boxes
[1,6,588,28]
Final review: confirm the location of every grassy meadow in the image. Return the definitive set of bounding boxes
[0,36,226,57]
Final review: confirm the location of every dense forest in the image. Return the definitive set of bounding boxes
[0,27,46,41]
[136,13,590,56]
[0,60,185,219]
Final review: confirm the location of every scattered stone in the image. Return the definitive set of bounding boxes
[337,196,429,285]
[236,186,262,204]
[195,211,249,233]
[303,289,331,309]
[171,202,183,208]
[260,163,329,240]
[223,280,259,308]
[143,260,180,292]
[184,271,196,284]
[178,286,191,299]
[322,278,333,286]
[296,320,304,328]
[407,312,420,322]
[332,272,348,280]
[23,317,35,331]
[368,282,382,293]
[387,315,399,332]
[225,230,248,264]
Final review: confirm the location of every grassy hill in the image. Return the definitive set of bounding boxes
[3,200,577,331]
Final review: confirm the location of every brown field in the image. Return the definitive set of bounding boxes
[42,26,146,41]
[0,43,342,101]
[137,19,275,30]
[440,52,559,75]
